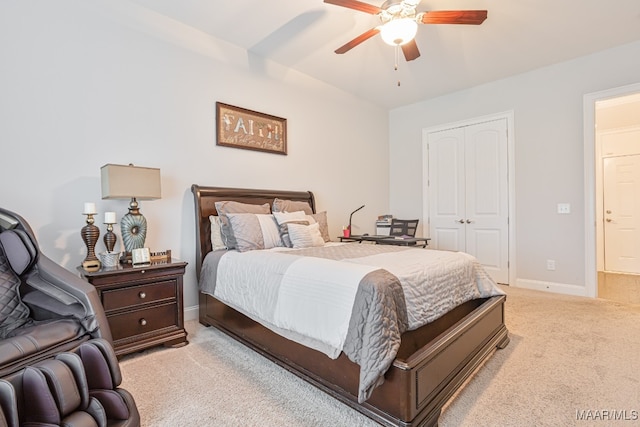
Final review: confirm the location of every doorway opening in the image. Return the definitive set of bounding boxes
[584,84,640,302]
[596,93,640,304]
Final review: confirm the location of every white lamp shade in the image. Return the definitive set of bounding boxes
[380,18,418,46]
[101,164,161,200]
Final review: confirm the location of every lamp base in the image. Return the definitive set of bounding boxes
[121,211,147,253]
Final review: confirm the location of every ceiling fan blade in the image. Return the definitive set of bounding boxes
[401,40,420,61]
[324,0,381,15]
[335,27,380,54]
[420,10,488,25]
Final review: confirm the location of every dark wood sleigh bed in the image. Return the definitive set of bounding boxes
[191,184,509,427]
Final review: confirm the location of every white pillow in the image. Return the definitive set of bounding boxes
[287,222,325,249]
[209,215,227,251]
[273,211,310,248]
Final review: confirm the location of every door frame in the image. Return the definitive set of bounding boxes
[421,110,516,286]
[584,82,640,297]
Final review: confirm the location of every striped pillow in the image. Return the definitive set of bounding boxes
[287,222,325,249]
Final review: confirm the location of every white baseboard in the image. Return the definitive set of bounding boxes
[184,305,199,322]
[514,279,589,297]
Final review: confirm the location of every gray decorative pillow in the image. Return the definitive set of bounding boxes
[215,201,270,249]
[272,198,313,215]
[307,211,330,242]
[226,213,283,252]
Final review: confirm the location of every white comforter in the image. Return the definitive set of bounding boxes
[215,249,378,358]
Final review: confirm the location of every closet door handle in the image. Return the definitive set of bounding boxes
[466,219,473,224]
[456,219,465,224]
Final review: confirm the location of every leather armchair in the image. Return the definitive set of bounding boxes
[0,207,112,377]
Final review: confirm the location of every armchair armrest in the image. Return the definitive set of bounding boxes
[28,256,113,344]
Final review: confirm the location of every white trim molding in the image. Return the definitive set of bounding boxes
[184,305,199,322]
[516,279,589,297]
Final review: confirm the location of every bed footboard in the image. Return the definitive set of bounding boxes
[199,293,507,427]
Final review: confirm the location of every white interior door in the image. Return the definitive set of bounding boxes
[464,121,509,283]
[427,119,509,284]
[603,154,640,273]
[427,128,466,251]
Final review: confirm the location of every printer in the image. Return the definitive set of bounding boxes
[376,215,393,236]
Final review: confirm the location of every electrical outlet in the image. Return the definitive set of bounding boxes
[557,203,571,214]
[546,259,556,270]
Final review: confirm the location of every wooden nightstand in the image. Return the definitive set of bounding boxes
[79,260,188,357]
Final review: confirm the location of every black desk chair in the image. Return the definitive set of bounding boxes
[389,219,419,237]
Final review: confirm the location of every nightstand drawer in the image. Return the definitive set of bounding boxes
[102,280,176,312]
[108,303,177,342]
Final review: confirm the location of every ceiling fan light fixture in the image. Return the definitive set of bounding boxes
[380,18,418,46]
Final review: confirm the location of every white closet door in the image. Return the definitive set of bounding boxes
[427,128,466,252]
[427,119,509,284]
[464,120,509,283]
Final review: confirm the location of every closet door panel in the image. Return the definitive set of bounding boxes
[428,128,466,252]
[464,120,509,283]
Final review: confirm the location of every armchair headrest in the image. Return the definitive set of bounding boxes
[0,229,38,276]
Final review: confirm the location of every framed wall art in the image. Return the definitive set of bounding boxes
[216,102,287,155]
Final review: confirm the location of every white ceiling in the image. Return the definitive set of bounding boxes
[128,0,640,109]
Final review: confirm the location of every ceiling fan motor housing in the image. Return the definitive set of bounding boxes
[380,0,418,24]
[379,0,419,46]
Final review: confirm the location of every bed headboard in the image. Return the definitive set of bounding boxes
[191,185,316,278]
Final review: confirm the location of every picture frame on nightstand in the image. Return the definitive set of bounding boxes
[132,247,151,267]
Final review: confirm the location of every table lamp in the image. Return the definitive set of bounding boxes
[347,204,365,237]
[100,164,161,253]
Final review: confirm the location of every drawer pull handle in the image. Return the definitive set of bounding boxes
[139,292,146,299]
[139,319,147,326]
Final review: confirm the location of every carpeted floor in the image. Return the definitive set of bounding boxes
[119,286,640,426]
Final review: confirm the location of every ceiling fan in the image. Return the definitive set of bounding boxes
[324,0,487,61]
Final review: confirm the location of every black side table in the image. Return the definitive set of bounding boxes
[338,235,430,248]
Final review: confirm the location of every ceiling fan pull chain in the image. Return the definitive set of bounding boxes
[394,45,401,86]
[394,44,399,70]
